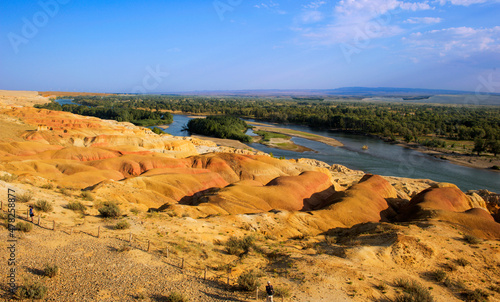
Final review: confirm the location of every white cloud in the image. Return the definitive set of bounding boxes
[301,10,324,23]
[254,1,286,14]
[303,1,327,9]
[404,17,442,23]
[295,0,434,45]
[404,26,500,59]
[439,0,499,6]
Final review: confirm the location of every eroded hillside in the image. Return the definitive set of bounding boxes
[1,92,499,301]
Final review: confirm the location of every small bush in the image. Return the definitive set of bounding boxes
[237,270,261,291]
[225,235,255,256]
[114,220,130,230]
[463,234,482,245]
[44,264,59,278]
[17,192,33,203]
[59,188,72,196]
[429,269,447,282]
[117,244,131,253]
[16,282,47,299]
[16,222,33,232]
[130,208,140,215]
[40,183,54,189]
[166,291,189,302]
[443,277,465,290]
[463,289,489,302]
[375,283,388,291]
[67,201,86,212]
[98,201,121,218]
[488,285,500,293]
[0,173,17,182]
[394,278,434,302]
[80,191,94,201]
[34,200,53,212]
[455,258,470,267]
[275,286,291,298]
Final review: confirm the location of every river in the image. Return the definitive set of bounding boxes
[162,114,499,193]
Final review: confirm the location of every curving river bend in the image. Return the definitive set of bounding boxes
[163,114,499,193]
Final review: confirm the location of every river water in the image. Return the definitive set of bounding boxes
[163,114,499,193]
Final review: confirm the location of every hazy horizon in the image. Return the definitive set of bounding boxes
[1,0,499,94]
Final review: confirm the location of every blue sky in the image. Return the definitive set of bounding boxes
[1,0,499,93]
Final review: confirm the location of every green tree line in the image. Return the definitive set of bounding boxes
[34,99,173,126]
[186,116,251,143]
[37,95,500,155]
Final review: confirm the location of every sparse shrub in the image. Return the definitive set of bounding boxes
[80,191,94,201]
[225,235,255,256]
[443,277,465,290]
[0,173,17,182]
[34,200,53,212]
[463,234,482,245]
[16,222,33,232]
[463,289,489,302]
[275,286,291,298]
[17,192,33,203]
[455,258,470,267]
[114,220,130,230]
[237,270,261,291]
[394,278,434,302]
[43,264,59,278]
[98,201,121,218]
[135,292,147,300]
[59,188,72,196]
[117,244,131,253]
[15,282,47,299]
[488,285,500,293]
[40,183,54,189]
[375,283,388,291]
[151,127,165,135]
[130,208,140,215]
[67,200,86,212]
[166,291,189,302]
[429,269,447,282]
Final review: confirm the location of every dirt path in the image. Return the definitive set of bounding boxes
[0,227,246,302]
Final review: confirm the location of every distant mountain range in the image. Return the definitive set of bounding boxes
[165,87,500,105]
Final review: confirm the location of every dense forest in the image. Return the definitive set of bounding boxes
[34,100,173,126]
[43,95,500,155]
[186,116,251,143]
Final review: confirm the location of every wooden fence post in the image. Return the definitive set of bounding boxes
[181,258,184,269]
[70,228,73,235]
[52,221,55,231]
[97,226,100,238]
[165,247,169,258]
[227,268,231,285]
[204,268,207,280]
[129,232,132,243]
[26,208,29,219]
[0,201,3,211]
[256,288,259,301]
[147,240,150,252]
[37,216,41,225]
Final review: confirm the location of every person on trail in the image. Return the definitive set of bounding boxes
[29,205,34,222]
[266,280,274,302]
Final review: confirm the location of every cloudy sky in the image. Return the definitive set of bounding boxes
[1,0,499,92]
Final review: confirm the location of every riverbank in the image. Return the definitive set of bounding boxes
[250,124,344,147]
[397,142,500,171]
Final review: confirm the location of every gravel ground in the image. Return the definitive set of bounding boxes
[0,227,248,302]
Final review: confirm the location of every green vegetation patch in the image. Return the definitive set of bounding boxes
[187,115,251,143]
[254,130,290,142]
